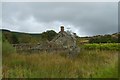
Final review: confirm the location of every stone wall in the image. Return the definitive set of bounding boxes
[12,42,80,54]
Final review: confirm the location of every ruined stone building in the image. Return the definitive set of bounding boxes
[50,26,77,49]
[13,26,80,54]
[47,26,80,54]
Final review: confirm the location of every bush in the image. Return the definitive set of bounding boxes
[82,43,120,50]
[2,41,16,56]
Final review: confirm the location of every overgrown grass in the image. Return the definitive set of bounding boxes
[0,32,2,79]
[2,40,118,78]
[2,49,118,78]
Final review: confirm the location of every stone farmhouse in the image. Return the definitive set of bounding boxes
[50,26,76,49]
[13,26,80,54]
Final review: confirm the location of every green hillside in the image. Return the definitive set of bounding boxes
[77,33,119,44]
[1,29,57,44]
[1,29,119,45]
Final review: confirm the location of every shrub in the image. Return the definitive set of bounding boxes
[2,41,16,56]
[82,43,120,51]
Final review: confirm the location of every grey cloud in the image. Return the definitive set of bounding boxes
[2,2,118,36]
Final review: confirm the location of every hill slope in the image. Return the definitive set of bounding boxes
[1,29,57,44]
[1,29,119,44]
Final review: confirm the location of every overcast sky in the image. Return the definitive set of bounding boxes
[1,2,118,37]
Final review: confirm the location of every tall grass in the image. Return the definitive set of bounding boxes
[0,32,2,79]
[2,50,118,78]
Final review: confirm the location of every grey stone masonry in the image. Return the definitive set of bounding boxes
[12,26,80,54]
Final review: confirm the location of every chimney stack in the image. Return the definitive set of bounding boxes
[60,26,64,32]
[73,33,77,37]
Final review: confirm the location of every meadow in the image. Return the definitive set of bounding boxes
[82,43,120,50]
[2,42,119,78]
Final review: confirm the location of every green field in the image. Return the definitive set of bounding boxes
[82,43,120,50]
[2,42,118,78]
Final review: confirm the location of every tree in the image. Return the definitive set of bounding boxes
[11,34,19,44]
[41,30,57,41]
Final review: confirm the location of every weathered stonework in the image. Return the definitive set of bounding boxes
[13,26,80,54]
